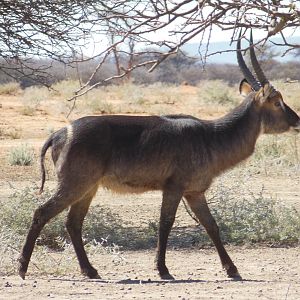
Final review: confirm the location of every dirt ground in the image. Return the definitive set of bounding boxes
[0,90,300,299]
[1,247,300,300]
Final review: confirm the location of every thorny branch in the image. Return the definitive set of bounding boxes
[0,0,299,99]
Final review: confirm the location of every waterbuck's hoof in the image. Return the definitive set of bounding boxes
[229,272,242,281]
[224,264,242,280]
[227,269,242,280]
[19,270,26,280]
[82,268,101,279]
[90,273,101,279]
[18,256,28,280]
[160,273,175,281]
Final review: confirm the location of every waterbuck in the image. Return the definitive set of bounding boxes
[19,33,300,280]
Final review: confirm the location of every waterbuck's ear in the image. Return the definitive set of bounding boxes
[239,79,253,97]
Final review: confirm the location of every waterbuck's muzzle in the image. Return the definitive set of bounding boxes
[293,119,300,133]
[288,107,300,133]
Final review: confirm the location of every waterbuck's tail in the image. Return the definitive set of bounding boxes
[39,134,54,194]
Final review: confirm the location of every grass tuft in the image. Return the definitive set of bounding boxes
[197,80,239,107]
[0,82,21,95]
[209,184,300,245]
[21,86,49,115]
[8,144,35,166]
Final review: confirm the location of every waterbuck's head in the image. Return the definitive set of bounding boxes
[237,31,300,134]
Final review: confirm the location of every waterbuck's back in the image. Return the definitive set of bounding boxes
[53,115,214,194]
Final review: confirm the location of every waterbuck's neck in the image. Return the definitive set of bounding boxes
[208,97,261,174]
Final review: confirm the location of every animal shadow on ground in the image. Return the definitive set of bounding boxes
[48,277,267,285]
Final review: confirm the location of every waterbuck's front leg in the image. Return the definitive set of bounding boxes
[155,183,183,280]
[185,193,241,279]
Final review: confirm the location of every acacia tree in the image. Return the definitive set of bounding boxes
[1,0,299,94]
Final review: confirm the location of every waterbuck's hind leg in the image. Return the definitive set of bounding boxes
[185,193,241,279]
[18,167,102,280]
[66,185,100,279]
[18,187,80,279]
[155,182,183,280]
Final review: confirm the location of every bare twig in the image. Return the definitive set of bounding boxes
[0,0,299,91]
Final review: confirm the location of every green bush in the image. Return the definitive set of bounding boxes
[8,144,35,166]
[209,185,300,245]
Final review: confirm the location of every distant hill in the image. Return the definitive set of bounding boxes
[182,36,300,64]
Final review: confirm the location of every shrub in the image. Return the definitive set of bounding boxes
[0,186,67,249]
[51,80,81,99]
[0,127,21,139]
[23,86,48,104]
[209,184,300,245]
[0,82,21,95]
[197,80,239,106]
[8,144,35,166]
[108,82,147,104]
[20,106,36,116]
[6,127,22,139]
[81,89,115,114]
[1,182,299,260]
[252,134,300,173]
[21,86,48,115]
[0,185,156,251]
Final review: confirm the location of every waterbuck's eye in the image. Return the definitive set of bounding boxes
[274,101,281,107]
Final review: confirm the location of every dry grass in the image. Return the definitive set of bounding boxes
[50,80,81,99]
[77,88,116,114]
[21,86,49,115]
[0,127,22,139]
[197,80,240,107]
[0,82,21,95]
[18,79,298,119]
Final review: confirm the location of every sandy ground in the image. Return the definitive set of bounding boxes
[0,90,300,299]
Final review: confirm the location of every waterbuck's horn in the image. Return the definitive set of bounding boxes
[236,30,261,91]
[249,30,269,85]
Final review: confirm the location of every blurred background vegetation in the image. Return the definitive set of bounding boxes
[0,45,299,89]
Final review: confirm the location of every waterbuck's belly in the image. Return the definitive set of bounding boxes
[99,175,162,194]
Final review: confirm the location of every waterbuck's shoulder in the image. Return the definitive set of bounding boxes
[162,114,212,132]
